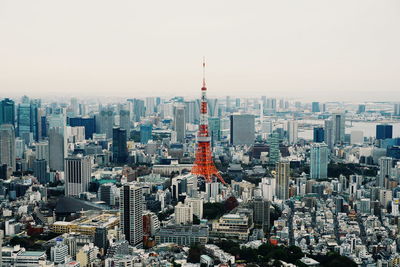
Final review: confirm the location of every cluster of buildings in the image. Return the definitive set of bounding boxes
[0,94,399,266]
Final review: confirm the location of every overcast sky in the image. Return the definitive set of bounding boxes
[0,0,399,101]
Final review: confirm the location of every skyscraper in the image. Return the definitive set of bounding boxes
[0,98,15,126]
[17,102,33,144]
[268,132,280,165]
[276,161,290,200]
[394,103,400,116]
[145,97,155,116]
[332,112,345,144]
[140,123,152,144]
[96,108,114,139]
[119,109,131,139]
[378,157,393,188]
[208,117,221,146]
[120,184,143,247]
[311,102,320,113]
[310,143,329,179]
[253,196,270,231]
[313,127,324,143]
[376,124,393,140]
[33,159,48,184]
[230,114,255,146]
[324,120,334,149]
[173,104,186,143]
[287,120,298,144]
[48,127,67,171]
[65,156,92,196]
[0,124,16,172]
[112,127,128,164]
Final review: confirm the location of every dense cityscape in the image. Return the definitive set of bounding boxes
[0,67,400,267]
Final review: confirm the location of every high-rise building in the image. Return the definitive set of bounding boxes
[140,123,152,144]
[0,124,16,172]
[33,159,48,184]
[174,202,193,225]
[313,127,324,143]
[378,157,393,188]
[50,240,69,264]
[120,184,143,247]
[112,127,128,164]
[0,98,15,126]
[230,114,255,146]
[376,124,393,140]
[17,102,33,144]
[96,108,114,139]
[119,110,131,139]
[276,161,290,200]
[324,119,334,149]
[94,227,109,253]
[69,117,96,140]
[253,196,270,231]
[35,141,49,163]
[185,197,203,219]
[310,143,329,179]
[128,99,145,122]
[208,117,220,146]
[173,104,186,143]
[357,104,366,114]
[48,127,67,171]
[311,102,320,113]
[287,120,298,144]
[268,132,280,165]
[145,97,155,116]
[394,103,400,116]
[65,156,92,196]
[331,112,345,144]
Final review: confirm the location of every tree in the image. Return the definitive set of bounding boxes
[187,243,204,263]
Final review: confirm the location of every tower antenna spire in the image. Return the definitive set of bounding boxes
[202,56,206,88]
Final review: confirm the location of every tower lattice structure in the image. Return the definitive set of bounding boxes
[191,60,226,184]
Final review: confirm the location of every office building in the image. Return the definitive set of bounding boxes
[69,117,96,139]
[145,97,155,116]
[208,117,220,146]
[119,109,131,139]
[230,114,255,146]
[35,141,49,163]
[94,227,109,253]
[120,184,143,247]
[253,196,270,231]
[378,157,393,188]
[173,104,186,143]
[376,124,393,140]
[96,108,114,139]
[140,123,152,144]
[276,161,290,200]
[311,102,320,113]
[33,159,48,184]
[332,112,345,144]
[185,197,203,219]
[313,127,324,143]
[0,98,15,125]
[324,119,334,149]
[212,213,250,240]
[394,103,400,116]
[112,127,128,164]
[0,124,16,172]
[128,98,145,122]
[310,143,329,179]
[48,127,67,171]
[287,120,298,144]
[17,101,34,144]
[65,156,92,196]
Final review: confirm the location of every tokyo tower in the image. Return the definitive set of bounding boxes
[191,59,226,184]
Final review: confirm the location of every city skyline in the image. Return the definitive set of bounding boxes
[1,0,400,101]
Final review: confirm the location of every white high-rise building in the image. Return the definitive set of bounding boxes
[287,120,298,144]
[50,241,69,264]
[259,177,276,201]
[174,202,193,224]
[0,124,16,172]
[310,143,329,179]
[185,197,203,219]
[392,199,399,217]
[120,184,143,247]
[65,156,92,196]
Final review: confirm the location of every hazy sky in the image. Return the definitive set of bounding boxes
[1,0,399,101]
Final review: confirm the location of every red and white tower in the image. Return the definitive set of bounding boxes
[191,59,226,184]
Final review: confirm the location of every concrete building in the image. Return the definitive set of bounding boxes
[65,156,92,197]
[0,124,16,172]
[310,143,329,179]
[230,114,255,146]
[276,161,290,200]
[120,184,143,247]
[174,202,193,225]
